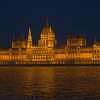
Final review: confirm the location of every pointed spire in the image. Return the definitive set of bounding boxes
[27,26,33,48]
[29,26,31,33]
[50,24,52,32]
[28,26,32,41]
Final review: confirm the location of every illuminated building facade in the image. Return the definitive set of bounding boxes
[0,21,100,65]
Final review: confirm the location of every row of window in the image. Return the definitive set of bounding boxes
[32,55,53,59]
[33,50,49,54]
[0,55,26,60]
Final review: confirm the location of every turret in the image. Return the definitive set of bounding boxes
[27,27,33,48]
[39,19,56,49]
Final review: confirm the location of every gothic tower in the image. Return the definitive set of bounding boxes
[27,27,33,48]
[39,19,56,49]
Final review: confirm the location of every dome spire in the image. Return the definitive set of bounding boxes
[94,36,97,44]
[46,17,49,27]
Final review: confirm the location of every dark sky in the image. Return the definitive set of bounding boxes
[0,0,100,47]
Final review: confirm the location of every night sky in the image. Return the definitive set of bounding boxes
[0,0,100,47]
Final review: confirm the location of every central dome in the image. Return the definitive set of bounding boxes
[41,24,54,35]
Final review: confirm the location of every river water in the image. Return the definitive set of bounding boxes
[0,66,100,100]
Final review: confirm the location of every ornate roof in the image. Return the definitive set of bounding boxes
[41,24,55,35]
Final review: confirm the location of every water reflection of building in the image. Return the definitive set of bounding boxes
[0,21,100,64]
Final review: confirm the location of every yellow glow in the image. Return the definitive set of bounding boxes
[0,24,100,64]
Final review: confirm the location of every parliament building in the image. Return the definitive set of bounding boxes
[0,21,100,65]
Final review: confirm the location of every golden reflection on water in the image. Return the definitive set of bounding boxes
[0,66,100,99]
